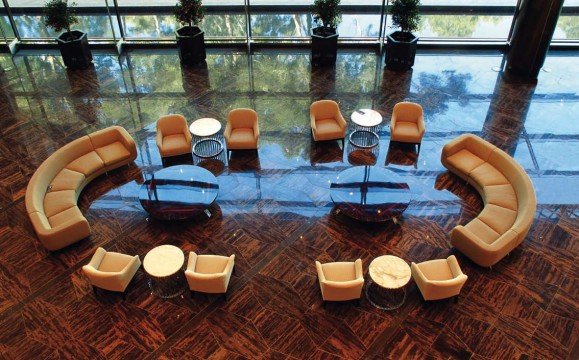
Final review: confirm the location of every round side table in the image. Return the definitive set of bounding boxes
[349,109,383,148]
[143,245,186,298]
[189,118,223,158]
[365,255,411,310]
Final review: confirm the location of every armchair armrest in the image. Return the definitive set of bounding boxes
[446,255,463,278]
[336,110,347,130]
[428,275,468,288]
[184,271,226,281]
[223,255,235,276]
[315,261,325,281]
[417,115,425,137]
[354,259,363,279]
[187,252,198,271]
[253,119,260,140]
[310,111,317,132]
[87,247,107,269]
[390,113,397,132]
[224,123,232,142]
[156,129,163,149]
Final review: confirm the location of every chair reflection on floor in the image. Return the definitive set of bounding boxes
[385,142,419,168]
[347,143,378,166]
[309,140,343,165]
[227,149,261,173]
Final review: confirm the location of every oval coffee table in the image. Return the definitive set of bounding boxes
[139,165,219,220]
[366,255,411,310]
[349,109,382,148]
[143,245,186,298]
[189,118,223,158]
[330,166,412,222]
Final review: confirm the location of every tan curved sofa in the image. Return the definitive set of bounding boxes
[441,134,536,267]
[25,126,137,251]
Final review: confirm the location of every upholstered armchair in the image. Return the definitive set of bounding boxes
[185,252,235,298]
[156,114,192,157]
[390,102,425,152]
[315,259,364,302]
[310,100,347,144]
[82,247,141,294]
[224,108,259,154]
[411,255,468,302]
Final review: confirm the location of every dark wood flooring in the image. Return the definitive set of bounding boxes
[0,48,577,359]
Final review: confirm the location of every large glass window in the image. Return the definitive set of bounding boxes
[554,0,579,41]
[1,2,15,42]
[7,0,117,41]
[116,0,246,41]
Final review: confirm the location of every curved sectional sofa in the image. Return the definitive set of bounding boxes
[25,126,137,251]
[441,134,536,267]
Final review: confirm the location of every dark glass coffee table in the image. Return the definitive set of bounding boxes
[330,166,412,222]
[139,165,219,220]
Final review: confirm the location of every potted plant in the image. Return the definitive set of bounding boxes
[44,0,92,70]
[386,0,420,71]
[175,0,207,66]
[311,0,342,66]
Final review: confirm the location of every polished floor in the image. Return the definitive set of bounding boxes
[0,48,577,359]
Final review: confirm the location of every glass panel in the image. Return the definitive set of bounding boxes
[385,0,519,40]
[7,0,116,40]
[554,0,579,40]
[250,0,382,40]
[116,0,246,40]
[1,2,15,41]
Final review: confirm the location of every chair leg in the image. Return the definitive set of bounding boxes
[454,296,459,304]
[222,293,227,302]
[190,290,194,299]
[122,291,126,300]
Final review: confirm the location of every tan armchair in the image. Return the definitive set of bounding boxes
[224,108,259,154]
[82,247,141,295]
[156,114,192,157]
[315,259,364,302]
[411,255,468,302]
[310,100,347,144]
[390,102,425,151]
[185,252,235,298]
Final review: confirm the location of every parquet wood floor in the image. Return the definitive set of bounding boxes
[0,48,577,359]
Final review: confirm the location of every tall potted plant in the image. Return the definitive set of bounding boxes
[175,0,207,66]
[311,0,342,66]
[386,0,420,71]
[44,0,92,70]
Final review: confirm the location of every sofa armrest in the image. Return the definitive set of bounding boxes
[441,134,468,159]
[36,216,91,251]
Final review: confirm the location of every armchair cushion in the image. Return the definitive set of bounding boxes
[315,119,344,141]
[228,128,257,149]
[98,252,136,272]
[391,121,421,143]
[160,134,191,157]
[195,255,230,274]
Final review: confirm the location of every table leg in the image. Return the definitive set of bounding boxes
[365,279,407,310]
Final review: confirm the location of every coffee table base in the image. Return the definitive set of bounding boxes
[365,279,407,310]
[194,138,223,158]
[147,272,186,299]
[349,130,379,148]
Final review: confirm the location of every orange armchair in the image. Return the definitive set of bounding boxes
[224,108,259,154]
[390,102,425,151]
[310,100,347,144]
[156,114,192,157]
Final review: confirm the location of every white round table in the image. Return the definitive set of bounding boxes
[366,255,411,310]
[349,109,383,148]
[143,245,185,298]
[189,118,223,158]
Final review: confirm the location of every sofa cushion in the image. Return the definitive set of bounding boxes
[43,190,77,218]
[161,134,191,157]
[469,162,509,187]
[228,128,256,149]
[478,204,518,235]
[446,149,486,174]
[392,121,421,143]
[48,205,84,228]
[315,118,344,140]
[195,256,229,274]
[417,259,454,281]
[99,252,134,272]
[464,218,501,245]
[484,184,518,211]
[95,141,131,166]
[322,262,356,282]
[50,169,85,192]
[66,151,105,176]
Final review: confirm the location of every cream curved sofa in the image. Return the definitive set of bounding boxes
[25,126,137,251]
[441,134,536,267]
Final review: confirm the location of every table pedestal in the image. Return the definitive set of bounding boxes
[365,279,407,310]
[147,271,186,299]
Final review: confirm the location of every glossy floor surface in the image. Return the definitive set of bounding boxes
[0,48,577,359]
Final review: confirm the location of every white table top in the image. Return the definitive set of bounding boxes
[369,255,411,289]
[351,109,383,127]
[189,118,221,137]
[143,245,184,277]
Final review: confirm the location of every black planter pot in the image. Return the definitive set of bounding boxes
[385,31,418,71]
[311,26,338,66]
[56,30,93,70]
[176,26,207,66]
